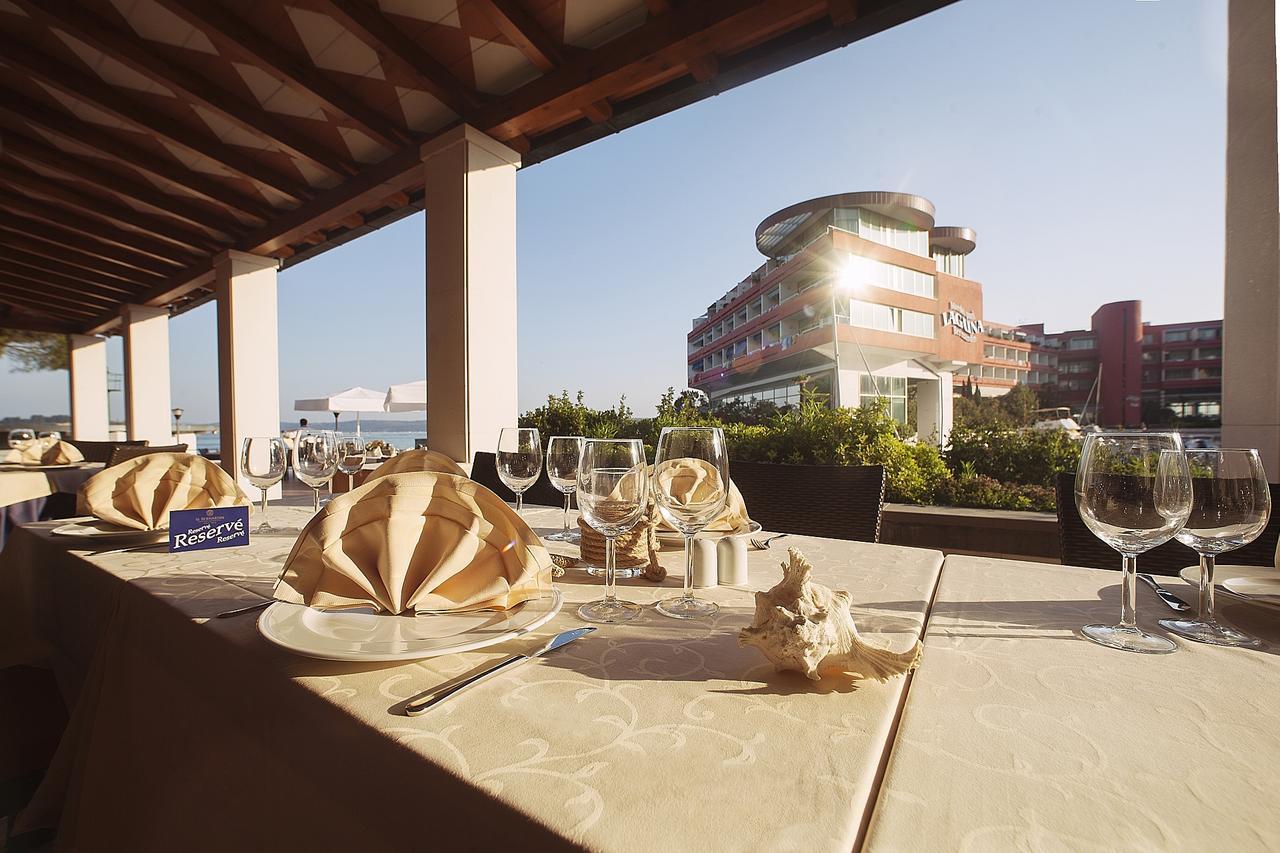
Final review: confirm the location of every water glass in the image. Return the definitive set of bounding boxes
[1159,449,1270,647]
[545,436,584,543]
[497,427,542,514]
[1076,431,1192,654]
[577,438,648,623]
[336,433,367,491]
[652,426,728,620]
[241,436,287,531]
[295,430,339,513]
[8,428,34,449]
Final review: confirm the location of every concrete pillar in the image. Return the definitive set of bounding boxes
[215,250,282,496]
[835,367,861,410]
[421,125,520,463]
[1222,0,1280,479]
[67,334,109,440]
[120,304,172,445]
[916,372,954,448]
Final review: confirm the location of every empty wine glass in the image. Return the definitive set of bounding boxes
[577,438,648,623]
[8,428,34,449]
[545,436,584,543]
[295,429,339,513]
[497,427,542,514]
[1076,431,1192,654]
[653,426,728,620]
[1158,448,1270,648]
[336,433,367,493]
[241,436,287,532]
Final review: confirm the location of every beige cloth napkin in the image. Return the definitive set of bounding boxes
[364,448,467,481]
[653,459,751,533]
[77,452,249,531]
[3,437,82,466]
[39,440,84,465]
[276,472,553,614]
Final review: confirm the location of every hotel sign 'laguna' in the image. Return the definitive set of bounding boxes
[941,302,984,342]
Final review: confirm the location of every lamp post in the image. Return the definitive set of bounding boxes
[172,407,183,440]
[830,258,861,408]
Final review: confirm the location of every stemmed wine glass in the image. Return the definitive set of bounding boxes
[652,426,729,620]
[497,427,542,515]
[577,438,648,623]
[336,433,367,493]
[240,436,287,532]
[8,428,34,449]
[1075,431,1192,654]
[295,429,339,513]
[1159,448,1270,648]
[545,436,584,543]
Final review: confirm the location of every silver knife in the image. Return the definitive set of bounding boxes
[403,626,595,716]
[1137,573,1191,612]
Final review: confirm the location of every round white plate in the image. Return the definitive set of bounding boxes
[1179,564,1280,609]
[656,520,761,547]
[1222,576,1280,606]
[51,518,168,544]
[0,463,79,470]
[257,589,564,662]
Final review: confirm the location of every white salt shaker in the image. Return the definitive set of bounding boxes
[717,535,749,586]
[691,538,718,588]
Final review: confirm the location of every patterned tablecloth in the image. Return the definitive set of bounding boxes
[1,502,942,852]
[863,555,1280,852]
[0,464,100,509]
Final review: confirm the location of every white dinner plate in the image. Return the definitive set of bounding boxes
[51,518,169,544]
[257,589,564,662]
[656,520,762,547]
[0,463,79,471]
[1178,564,1280,609]
[1222,576,1280,606]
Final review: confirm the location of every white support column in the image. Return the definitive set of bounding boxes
[835,368,861,410]
[215,251,281,496]
[67,334,109,440]
[915,372,954,448]
[121,304,172,445]
[421,125,521,463]
[1222,0,1280,478]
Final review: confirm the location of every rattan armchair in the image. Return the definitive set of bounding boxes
[729,461,886,542]
[470,451,565,508]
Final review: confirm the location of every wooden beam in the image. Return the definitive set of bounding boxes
[686,53,719,82]
[0,247,141,296]
[0,34,312,203]
[13,0,356,181]
[0,221,172,280]
[314,0,480,118]
[1,131,239,239]
[0,93,273,222]
[0,192,196,267]
[158,0,411,150]
[0,310,80,334]
[0,267,123,308]
[0,281,101,319]
[473,0,564,72]
[828,0,858,26]
[79,259,215,335]
[645,0,674,14]
[0,162,221,254]
[581,99,614,123]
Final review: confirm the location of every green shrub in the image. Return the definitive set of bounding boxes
[519,391,633,443]
[933,470,1056,512]
[945,424,1079,488]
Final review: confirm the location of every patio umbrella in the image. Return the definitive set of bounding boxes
[384,380,426,413]
[293,386,386,434]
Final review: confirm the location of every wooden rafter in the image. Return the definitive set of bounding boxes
[13,0,356,180]
[0,132,238,239]
[0,162,219,254]
[157,0,411,150]
[0,94,273,222]
[314,0,481,118]
[0,281,101,319]
[472,0,565,72]
[0,247,141,296]
[0,309,80,334]
[0,267,124,308]
[0,34,312,203]
[0,222,171,280]
[0,192,195,267]
[80,260,216,335]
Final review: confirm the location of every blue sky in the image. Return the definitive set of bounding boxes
[1,0,1227,424]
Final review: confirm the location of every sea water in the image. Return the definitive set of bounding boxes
[194,431,423,453]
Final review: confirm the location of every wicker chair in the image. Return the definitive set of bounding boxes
[470,451,564,508]
[106,444,189,468]
[1055,473,1280,576]
[729,461,886,542]
[66,439,147,464]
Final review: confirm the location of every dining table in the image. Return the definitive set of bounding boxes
[0,463,101,551]
[1,503,1278,851]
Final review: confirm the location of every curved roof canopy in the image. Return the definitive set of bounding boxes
[928,226,977,255]
[754,191,936,257]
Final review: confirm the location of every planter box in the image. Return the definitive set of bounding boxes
[880,503,1059,562]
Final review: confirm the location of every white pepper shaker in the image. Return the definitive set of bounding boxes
[691,537,718,588]
[717,535,749,586]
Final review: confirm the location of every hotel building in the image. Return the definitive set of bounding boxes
[686,192,1222,441]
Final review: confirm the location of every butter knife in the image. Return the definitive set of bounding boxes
[403,626,595,716]
[1137,573,1191,612]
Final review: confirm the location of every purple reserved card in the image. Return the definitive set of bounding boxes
[169,506,250,552]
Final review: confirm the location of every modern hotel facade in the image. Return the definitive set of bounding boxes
[687,191,1222,441]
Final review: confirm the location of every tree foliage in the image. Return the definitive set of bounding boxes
[0,330,67,372]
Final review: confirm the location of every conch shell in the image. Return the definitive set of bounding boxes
[739,548,921,682]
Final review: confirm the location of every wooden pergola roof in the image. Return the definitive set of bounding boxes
[0,0,953,336]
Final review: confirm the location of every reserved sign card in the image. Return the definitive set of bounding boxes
[169,506,250,552]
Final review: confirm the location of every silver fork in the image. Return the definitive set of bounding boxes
[749,533,789,550]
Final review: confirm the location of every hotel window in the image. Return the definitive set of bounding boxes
[1198,366,1222,379]
[847,256,935,298]
[1164,350,1190,362]
[1198,347,1222,360]
[749,332,763,352]
[1143,333,1155,344]
[1196,327,1221,341]
[1063,360,1095,373]
[933,253,965,276]
[860,375,908,424]
[849,300,934,338]
[1015,350,1028,364]
[1164,329,1190,343]
[1165,368,1193,381]
[766,287,781,310]
[1143,369,1157,382]
[765,323,781,346]
[1068,337,1096,350]
[1142,351,1157,362]
[984,344,996,358]
[854,209,930,257]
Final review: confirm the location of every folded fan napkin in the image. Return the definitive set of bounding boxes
[77,452,249,531]
[38,440,84,465]
[3,437,80,466]
[276,472,553,614]
[653,458,751,534]
[364,448,467,481]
